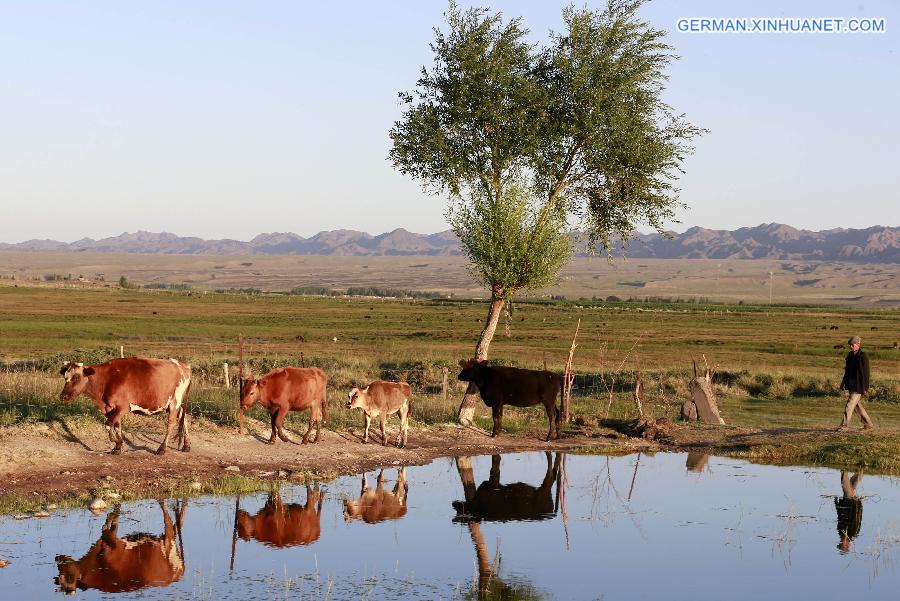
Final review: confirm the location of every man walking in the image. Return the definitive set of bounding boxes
[839,335,873,430]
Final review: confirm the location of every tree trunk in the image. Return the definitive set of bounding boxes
[457,294,505,425]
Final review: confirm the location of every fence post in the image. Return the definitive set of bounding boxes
[441,367,449,400]
[223,362,230,388]
[120,345,124,358]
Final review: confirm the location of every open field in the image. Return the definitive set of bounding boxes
[0,283,899,512]
[1,250,898,305]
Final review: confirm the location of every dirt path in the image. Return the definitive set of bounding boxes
[0,418,657,500]
[1,416,886,502]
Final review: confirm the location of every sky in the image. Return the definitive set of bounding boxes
[1,0,898,243]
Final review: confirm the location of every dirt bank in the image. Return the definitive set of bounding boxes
[0,416,888,504]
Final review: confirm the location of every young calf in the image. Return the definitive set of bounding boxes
[240,367,328,444]
[346,380,411,448]
[457,359,562,441]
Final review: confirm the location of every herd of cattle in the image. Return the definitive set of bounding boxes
[57,355,565,455]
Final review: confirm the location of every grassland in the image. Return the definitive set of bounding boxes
[0,282,899,492]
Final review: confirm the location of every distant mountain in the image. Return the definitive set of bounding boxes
[1,224,898,263]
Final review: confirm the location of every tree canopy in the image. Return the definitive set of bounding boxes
[389,0,703,254]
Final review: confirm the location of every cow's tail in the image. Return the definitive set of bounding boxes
[321,383,329,424]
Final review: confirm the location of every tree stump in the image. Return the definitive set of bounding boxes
[689,371,725,425]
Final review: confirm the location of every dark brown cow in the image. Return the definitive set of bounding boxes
[457,359,562,440]
[59,358,192,455]
[239,367,328,444]
[55,501,186,594]
[347,380,411,447]
[236,486,323,547]
[453,453,560,522]
[343,468,408,524]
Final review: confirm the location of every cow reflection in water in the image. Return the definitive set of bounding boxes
[344,468,408,524]
[454,453,561,600]
[55,500,186,595]
[237,485,324,547]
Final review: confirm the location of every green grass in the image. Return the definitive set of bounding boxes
[0,284,899,474]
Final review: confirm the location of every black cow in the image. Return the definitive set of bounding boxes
[457,359,562,440]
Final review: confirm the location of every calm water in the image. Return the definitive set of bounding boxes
[1,452,900,600]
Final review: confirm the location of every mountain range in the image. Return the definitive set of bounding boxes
[2,224,898,263]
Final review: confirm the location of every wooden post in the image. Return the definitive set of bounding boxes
[300,351,305,368]
[633,353,644,419]
[238,334,245,434]
[223,362,230,388]
[562,319,580,423]
[119,345,124,358]
[441,367,449,400]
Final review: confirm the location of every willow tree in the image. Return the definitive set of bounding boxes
[390,0,702,425]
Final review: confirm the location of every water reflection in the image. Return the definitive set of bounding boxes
[453,453,561,600]
[343,468,408,524]
[454,453,561,522]
[236,485,324,548]
[686,451,710,473]
[54,499,186,594]
[835,471,864,554]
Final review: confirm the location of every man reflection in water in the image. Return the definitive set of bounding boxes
[835,470,863,554]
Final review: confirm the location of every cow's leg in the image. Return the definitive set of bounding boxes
[178,404,191,452]
[101,509,120,544]
[362,413,371,443]
[397,405,409,448]
[491,404,503,437]
[313,416,322,443]
[275,407,295,444]
[360,473,368,495]
[300,412,315,444]
[268,410,278,444]
[544,401,557,442]
[379,414,388,446]
[157,405,178,455]
[105,408,125,454]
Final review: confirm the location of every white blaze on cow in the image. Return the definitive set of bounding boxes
[347,380,411,448]
[59,357,192,455]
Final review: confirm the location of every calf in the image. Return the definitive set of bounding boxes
[240,367,328,444]
[457,359,562,440]
[343,468,408,524]
[55,501,186,594]
[347,380,411,447]
[59,357,191,455]
[236,486,323,547]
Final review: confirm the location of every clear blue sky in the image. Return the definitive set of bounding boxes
[1,0,898,243]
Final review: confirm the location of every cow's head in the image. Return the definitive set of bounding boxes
[239,377,262,409]
[457,359,487,383]
[346,387,366,410]
[59,362,94,402]
[54,554,83,595]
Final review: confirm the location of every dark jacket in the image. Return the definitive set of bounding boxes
[841,350,870,394]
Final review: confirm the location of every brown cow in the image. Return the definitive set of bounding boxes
[55,500,186,594]
[59,358,192,455]
[240,367,328,444]
[236,486,323,547]
[343,468,408,524]
[347,380,412,447]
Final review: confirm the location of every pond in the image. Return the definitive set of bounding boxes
[1,452,899,600]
